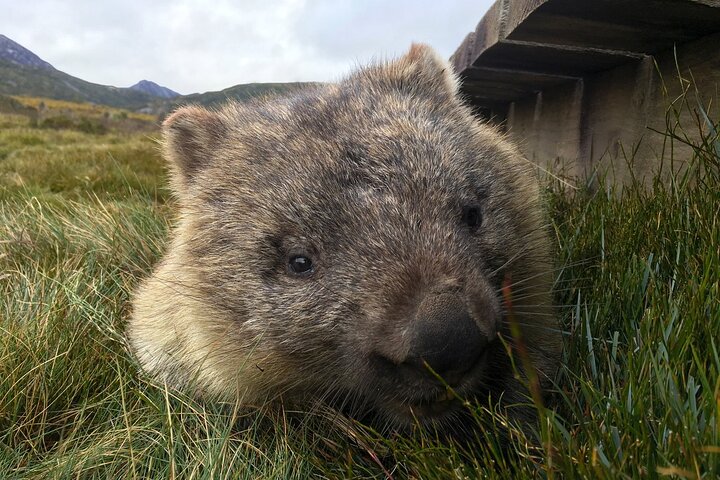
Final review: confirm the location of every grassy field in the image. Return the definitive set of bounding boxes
[0,95,718,479]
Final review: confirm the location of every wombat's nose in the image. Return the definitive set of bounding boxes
[405,293,487,380]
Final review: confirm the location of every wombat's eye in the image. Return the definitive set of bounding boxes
[461,206,482,230]
[288,255,314,276]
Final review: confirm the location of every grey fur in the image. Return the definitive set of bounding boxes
[128,44,559,434]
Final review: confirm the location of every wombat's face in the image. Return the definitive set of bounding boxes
[151,45,555,432]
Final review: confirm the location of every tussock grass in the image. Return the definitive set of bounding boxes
[0,115,167,204]
[0,93,718,478]
[14,97,157,123]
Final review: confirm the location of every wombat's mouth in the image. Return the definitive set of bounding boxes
[395,389,459,418]
[376,346,493,425]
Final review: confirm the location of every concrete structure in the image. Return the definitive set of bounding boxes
[451,0,720,183]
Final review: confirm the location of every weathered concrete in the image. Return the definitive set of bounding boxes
[451,0,720,183]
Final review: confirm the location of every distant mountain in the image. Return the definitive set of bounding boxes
[0,58,157,110]
[0,35,318,113]
[0,34,54,70]
[0,35,156,109]
[130,80,180,99]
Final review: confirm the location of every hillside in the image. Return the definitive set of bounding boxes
[168,82,318,111]
[0,35,162,109]
[0,35,317,113]
[0,58,157,110]
[171,81,318,109]
[0,55,316,114]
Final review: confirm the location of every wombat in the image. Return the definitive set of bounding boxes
[128,44,559,437]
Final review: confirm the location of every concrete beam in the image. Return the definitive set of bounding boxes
[450,0,720,183]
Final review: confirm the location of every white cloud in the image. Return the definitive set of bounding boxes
[2,0,491,94]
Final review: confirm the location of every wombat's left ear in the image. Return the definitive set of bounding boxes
[162,105,227,190]
[400,43,459,96]
[368,43,458,102]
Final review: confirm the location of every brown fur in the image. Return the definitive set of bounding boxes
[128,44,559,434]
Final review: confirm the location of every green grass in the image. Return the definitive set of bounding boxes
[0,94,718,479]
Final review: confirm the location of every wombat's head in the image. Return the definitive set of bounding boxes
[132,44,558,434]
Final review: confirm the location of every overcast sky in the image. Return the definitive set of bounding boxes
[2,0,493,95]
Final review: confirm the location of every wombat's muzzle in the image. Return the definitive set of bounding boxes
[373,290,495,386]
[405,293,489,381]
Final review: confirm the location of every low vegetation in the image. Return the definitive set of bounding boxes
[0,93,717,478]
[1,95,160,137]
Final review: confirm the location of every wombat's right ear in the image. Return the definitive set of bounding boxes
[162,106,227,189]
